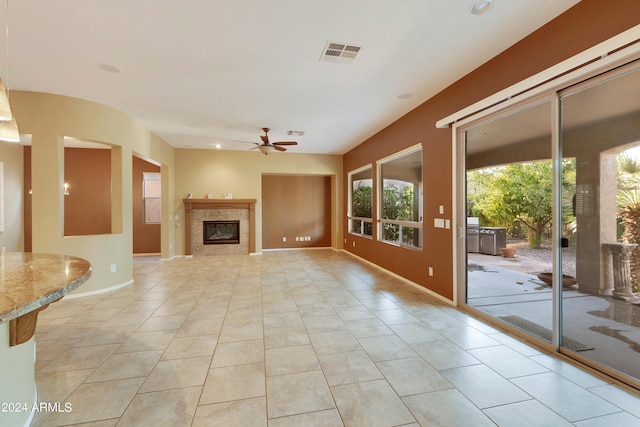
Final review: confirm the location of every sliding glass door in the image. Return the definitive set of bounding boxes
[464,100,555,344]
[461,60,640,387]
[559,63,640,381]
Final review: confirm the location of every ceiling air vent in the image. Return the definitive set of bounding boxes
[287,130,305,137]
[320,41,362,64]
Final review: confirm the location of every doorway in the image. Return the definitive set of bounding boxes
[459,60,640,388]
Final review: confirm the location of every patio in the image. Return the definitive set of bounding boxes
[467,252,640,382]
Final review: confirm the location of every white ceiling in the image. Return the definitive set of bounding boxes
[0,0,581,154]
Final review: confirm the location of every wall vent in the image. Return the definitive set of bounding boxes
[287,130,305,137]
[320,41,362,64]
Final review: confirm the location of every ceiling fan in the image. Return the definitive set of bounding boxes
[251,128,298,155]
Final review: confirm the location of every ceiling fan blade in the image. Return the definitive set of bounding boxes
[232,140,259,145]
[273,141,297,146]
[274,145,287,152]
[260,135,269,144]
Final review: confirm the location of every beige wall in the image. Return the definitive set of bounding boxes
[11,91,175,294]
[0,141,24,252]
[174,149,343,254]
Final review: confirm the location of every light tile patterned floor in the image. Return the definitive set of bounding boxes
[30,250,640,426]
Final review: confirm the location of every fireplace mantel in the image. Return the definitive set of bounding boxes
[183,199,256,255]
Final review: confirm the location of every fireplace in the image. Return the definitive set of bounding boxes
[183,198,256,256]
[203,220,240,245]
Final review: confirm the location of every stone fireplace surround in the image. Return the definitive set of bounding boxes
[183,199,256,256]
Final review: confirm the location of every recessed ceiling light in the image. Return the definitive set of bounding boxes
[97,63,122,74]
[469,0,492,15]
[215,143,222,149]
[397,93,412,100]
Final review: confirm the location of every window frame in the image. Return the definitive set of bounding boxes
[347,164,374,238]
[142,172,161,224]
[376,143,423,249]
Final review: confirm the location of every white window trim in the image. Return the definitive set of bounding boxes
[376,142,423,249]
[143,172,161,224]
[347,164,373,237]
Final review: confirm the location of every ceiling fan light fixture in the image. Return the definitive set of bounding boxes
[470,0,492,15]
[258,145,276,155]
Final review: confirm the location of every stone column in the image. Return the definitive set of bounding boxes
[602,243,640,304]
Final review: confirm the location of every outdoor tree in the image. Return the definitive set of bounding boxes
[468,161,553,248]
[617,153,640,292]
[352,184,372,218]
[382,183,415,242]
[469,159,576,249]
[352,183,373,235]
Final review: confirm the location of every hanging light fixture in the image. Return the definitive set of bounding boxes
[0,0,19,143]
[258,145,276,155]
[0,78,12,120]
[0,115,19,142]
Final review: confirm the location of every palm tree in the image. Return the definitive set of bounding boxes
[617,153,640,292]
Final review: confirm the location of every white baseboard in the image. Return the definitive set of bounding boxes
[161,255,183,261]
[261,246,333,252]
[340,249,454,306]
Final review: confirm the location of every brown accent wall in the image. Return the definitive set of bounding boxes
[24,147,113,241]
[262,175,332,249]
[63,148,112,236]
[132,156,161,254]
[343,0,640,300]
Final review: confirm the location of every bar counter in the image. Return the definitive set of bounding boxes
[1,252,91,323]
[0,252,91,427]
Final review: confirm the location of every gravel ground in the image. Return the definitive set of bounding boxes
[507,239,577,277]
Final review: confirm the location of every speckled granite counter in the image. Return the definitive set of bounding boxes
[0,252,92,327]
[0,253,91,427]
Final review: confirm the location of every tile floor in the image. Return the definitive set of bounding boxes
[30,249,640,426]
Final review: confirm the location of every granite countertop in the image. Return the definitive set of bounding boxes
[0,253,92,324]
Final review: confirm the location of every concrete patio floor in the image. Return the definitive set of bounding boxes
[466,252,640,383]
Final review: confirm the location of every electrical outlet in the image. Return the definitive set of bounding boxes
[428,267,433,276]
[110,264,117,273]
[282,237,286,242]
[352,241,356,247]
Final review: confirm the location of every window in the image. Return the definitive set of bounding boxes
[143,172,161,224]
[348,165,373,237]
[378,144,422,248]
